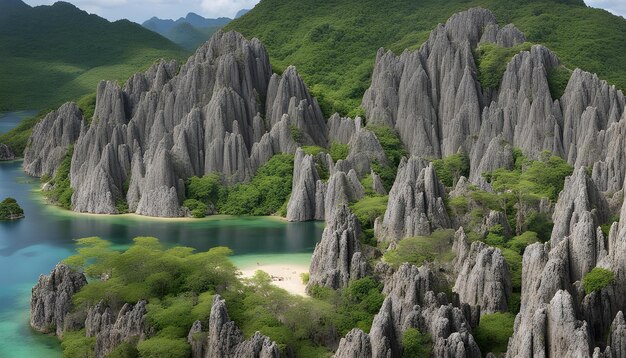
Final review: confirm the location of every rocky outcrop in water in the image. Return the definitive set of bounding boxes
[452,229,512,314]
[23,103,86,177]
[307,204,367,290]
[188,295,280,358]
[30,264,87,336]
[378,157,450,241]
[0,143,15,161]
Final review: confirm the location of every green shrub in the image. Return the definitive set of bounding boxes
[302,145,326,156]
[547,65,572,99]
[448,196,469,216]
[106,342,139,358]
[219,154,294,216]
[601,215,620,237]
[476,42,533,88]
[432,153,470,187]
[474,313,515,355]
[115,199,129,214]
[137,337,190,358]
[507,231,540,254]
[402,328,432,358]
[61,330,95,358]
[290,125,303,143]
[383,230,455,268]
[186,174,222,207]
[523,212,553,242]
[582,268,615,294]
[350,195,388,230]
[44,145,74,210]
[501,248,522,292]
[183,199,208,218]
[76,92,97,123]
[367,126,407,190]
[329,142,349,161]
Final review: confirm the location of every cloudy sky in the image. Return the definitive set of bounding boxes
[21,0,626,23]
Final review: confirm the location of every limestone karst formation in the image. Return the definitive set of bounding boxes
[24,30,328,217]
[25,4,626,358]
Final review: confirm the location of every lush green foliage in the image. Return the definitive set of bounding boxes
[368,126,407,190]
[583,267,615,294]
[186,173,223,207]
[383,230,455,268]
[477,151,572,233]
[76,93,97,123]
[0,1,186,110]
[432,153,470,187]
[228,0,625,116]
[402,328,432,358]
[350,195,388,245]
[548,65,572,99]
[136,337,190,358]
[61,330,95,358]
[474,313,515,355]
[0,197,24,220]
[225,272,383,356]
[44,145,74,210]
[183,199,208,218]
[219,154,294,216]
[329,142,349,161]
[475,42,533,88]
[64,237,237,308]
[301,145,326,156]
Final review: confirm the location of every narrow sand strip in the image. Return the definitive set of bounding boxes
[240,263,310,296]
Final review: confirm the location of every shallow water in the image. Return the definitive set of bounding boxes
[0,110,37,135]
[0,112,324,357]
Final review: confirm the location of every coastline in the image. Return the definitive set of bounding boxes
[233,253,313,296]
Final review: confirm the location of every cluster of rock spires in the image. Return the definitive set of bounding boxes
[376,157,451,241]
[335,262,481,358]
[505,167,626,357]
[30,264,281,358]
[187,295,280,358]
[26,5,626,358]
[362,7,625,193]
[24,30,328,217]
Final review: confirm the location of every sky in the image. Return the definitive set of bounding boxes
[20,0,626,24]
[21,0,262,22]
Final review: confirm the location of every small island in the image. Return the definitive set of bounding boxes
[0,198,24,220]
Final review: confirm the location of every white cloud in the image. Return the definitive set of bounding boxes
[585,0,626,17]
[200,0,258,17]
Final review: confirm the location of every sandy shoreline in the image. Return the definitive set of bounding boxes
[239,263,310,296]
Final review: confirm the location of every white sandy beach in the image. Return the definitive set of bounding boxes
[240,263,310,296]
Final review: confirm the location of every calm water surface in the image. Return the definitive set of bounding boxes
[0,112,324,357]
[0,110,37,135]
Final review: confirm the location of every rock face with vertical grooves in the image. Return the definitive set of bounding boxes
[202,295,280,358]
[0,143,15,161]
[286,148,320,221]
[93,300,149,358]
[452,229,512,314]
[23,102,86,177]
[30,264,87,337]
[307,204,367,290]
[378,157,450,241]
[26,30,327,217]
[334,263,481,357]
[362,6,624,189]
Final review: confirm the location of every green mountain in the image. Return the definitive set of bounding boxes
[0,0,187,111]
[142,13,232,51]
[226,0,626,116]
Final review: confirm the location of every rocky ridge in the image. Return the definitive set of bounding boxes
[362,7,625,192]
[30,264,87,336]
[187,295,281,358]
[24,30,328,217]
